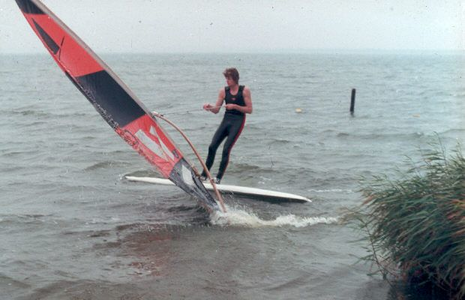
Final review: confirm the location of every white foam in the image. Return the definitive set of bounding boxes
[210,205,339,228]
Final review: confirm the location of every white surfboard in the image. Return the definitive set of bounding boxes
[125,176,311,203]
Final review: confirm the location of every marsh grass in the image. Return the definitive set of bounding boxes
[355,144,465,299]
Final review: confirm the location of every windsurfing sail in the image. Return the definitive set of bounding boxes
[16,0,221,212]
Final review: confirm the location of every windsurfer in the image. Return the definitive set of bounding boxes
[201,68,252,184]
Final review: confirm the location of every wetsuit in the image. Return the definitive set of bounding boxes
[202,85,246,181]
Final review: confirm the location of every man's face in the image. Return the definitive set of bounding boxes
[225,76,236,87]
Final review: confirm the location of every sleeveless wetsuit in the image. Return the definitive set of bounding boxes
[202,85,246,181]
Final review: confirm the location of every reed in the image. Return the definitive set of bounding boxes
[355,145,465,299]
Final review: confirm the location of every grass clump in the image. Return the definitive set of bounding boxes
[356,145,465,299]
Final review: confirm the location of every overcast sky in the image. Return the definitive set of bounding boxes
[1,0,464,53]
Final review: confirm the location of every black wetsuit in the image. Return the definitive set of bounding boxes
[202,85,246,181]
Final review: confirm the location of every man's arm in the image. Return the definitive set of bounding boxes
[203,88,225,114]
[225,86,252,114]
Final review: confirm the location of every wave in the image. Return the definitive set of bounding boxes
[440,128,465,136]
[319,129,428,141]
[84,161,131,171]
[307,188,354,193]
[267,138,291,145]
[0,214,52,226]
[84,161,112,171]
[123,170,160,178]
[5,108,91,119]
[8,109,49,117]
[230,163,277,175]
[210,205,339,228]
[332,131,431,142]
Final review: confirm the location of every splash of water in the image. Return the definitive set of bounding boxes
[210,205,339,228]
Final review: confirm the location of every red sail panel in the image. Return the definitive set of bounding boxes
[118,115,180,178]
[21,14,103,77]
[16,0,220,212]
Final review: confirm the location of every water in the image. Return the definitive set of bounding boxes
[0,52,464,300]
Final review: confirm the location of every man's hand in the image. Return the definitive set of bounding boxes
[225,104,236,110]
[203,103,213,111]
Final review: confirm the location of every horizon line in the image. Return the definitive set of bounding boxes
[1,48,464,55]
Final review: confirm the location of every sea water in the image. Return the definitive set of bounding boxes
[0,52,464,299]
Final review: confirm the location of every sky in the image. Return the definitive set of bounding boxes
[0,0,464,54]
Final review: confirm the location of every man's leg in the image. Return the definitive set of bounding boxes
[201,122,228,177]
[216,117,245,181]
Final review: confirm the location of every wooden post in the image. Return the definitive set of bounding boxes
[350,88,356,115]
